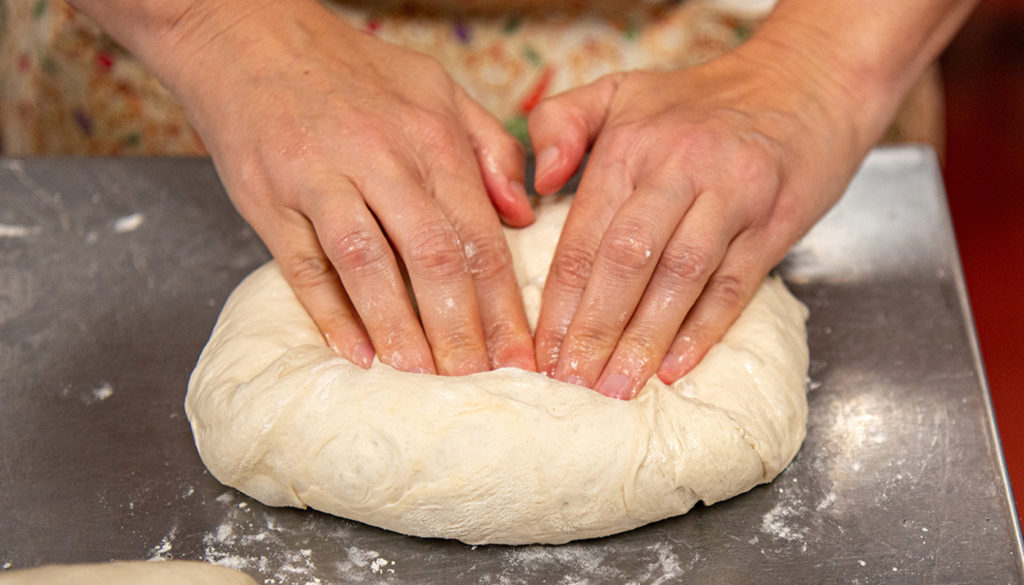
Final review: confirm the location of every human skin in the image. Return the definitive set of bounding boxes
[68,0,975,397]
[68,0,538,376]
[527,0,977,398]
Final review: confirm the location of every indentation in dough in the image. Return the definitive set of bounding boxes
[186,196,808,544]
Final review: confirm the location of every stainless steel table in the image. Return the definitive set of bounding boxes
[1,147,1021,584]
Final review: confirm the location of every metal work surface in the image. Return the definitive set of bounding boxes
[1,148,1021,584]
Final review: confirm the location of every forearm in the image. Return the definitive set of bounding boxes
[740,0,976,152]
[64,0,342,100]
[64,0,200,82]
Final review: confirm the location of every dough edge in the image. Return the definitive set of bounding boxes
[0,561,257,585]
[185,198,809,545]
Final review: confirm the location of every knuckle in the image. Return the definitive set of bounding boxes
[550,242,595,289]
[431,325,489,374]
[410,112,463,163]
[371,314,425,358]
[707,272,748,307]
[658,244,715,286]
[282,253,334,290]
[229,153,275,212]
[564,322,613,356]
[324,226,390,273]
[463,236,512,281]
[375,320,413,351]
[405,224,467,278]
[355,126,393,156]
[617,330,663,364]
[483,318,521,352]
[601,220,659,274]
[436,326,478,352]
[680,125,721,153]
[728,147,780,197]
[418,112,459,145]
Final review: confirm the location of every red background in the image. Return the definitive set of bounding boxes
[942,0,1024,520]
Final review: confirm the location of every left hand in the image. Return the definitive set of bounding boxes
[528,45,868,399]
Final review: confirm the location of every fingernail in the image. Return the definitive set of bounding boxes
[502,354,537,372]
[658,351,691,384]
[324,333,339,354]
[565,375,587,387]
[535,146,559,179]
[352,341,375,369]
[597,373,636,400]
[508,180,528,200]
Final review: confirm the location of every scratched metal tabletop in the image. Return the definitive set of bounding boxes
[1,147,1021,584]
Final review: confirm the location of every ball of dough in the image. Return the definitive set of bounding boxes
[0,561,257,585]
[186,196,809,545]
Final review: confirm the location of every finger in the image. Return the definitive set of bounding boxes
[256,209,376,368]
[532,147,634,377]
[422,138,537,372]
[656,239,771,385]
[550,181,693,389]
[302,177,437,374]
[593,193,744,399]
[527,73,623,195]
[362,170,491,376]
[456,89,533,228]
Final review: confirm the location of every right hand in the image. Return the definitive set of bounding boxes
[158,0,536,375]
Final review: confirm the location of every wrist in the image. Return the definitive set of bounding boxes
[731,21,890,161]
[141,0,370,141]
[151,0,333,96]
[735,0,978,157]
[66,0,218,88]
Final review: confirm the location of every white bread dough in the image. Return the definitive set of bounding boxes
[186,196,809,545]
[0,561,257,585]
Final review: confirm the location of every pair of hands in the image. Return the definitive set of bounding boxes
[167,1,862,400]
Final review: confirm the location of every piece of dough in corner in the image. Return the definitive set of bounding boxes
[0,561,258,585]
[186,195,810,545]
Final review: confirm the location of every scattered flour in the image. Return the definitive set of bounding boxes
[114,213,145,233]
[0,224,41,238]
[494,540,688,585]
[758,482,817,556]
[148,526,177,560]
[145,493,400,585]
[760,501,805,543]
[369,558,393,575]
[75,382,114,404]
[92,382,114,402]
[143,496,703,585]
[815,492,837,511]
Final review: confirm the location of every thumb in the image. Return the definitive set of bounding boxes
[457,90,534,228]
[527,73,622,196]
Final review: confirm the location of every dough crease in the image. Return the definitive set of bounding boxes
[187,196,809,545]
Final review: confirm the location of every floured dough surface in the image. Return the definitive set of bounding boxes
[186,196,809,545]
[0,561,257,585]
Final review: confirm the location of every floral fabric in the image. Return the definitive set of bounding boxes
[0,0,761,155]
[0,0,935,157]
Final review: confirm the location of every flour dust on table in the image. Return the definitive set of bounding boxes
[0,561,257,585]
[186,196,810,545]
